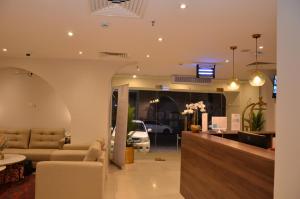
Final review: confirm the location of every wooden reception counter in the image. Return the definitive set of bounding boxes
[180,132,275,199]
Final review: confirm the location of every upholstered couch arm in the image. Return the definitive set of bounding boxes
[35,161,104,199]
[63,144,90,150]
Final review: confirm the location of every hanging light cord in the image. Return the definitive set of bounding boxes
[230,46,237,79]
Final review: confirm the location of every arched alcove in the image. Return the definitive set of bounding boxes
[0,67,71,129]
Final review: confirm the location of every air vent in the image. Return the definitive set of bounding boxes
[172,75,212,85]
[99,51,128,59]
[90,0,148,18]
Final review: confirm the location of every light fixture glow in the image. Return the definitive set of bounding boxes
[225,59,230,63]
[259,46,264,49]
[249,70,266,87]
[2,48,7,52]
[227,46,240,91]
[249,34,266,87]
[228,78,240,91]
[158,37,163,42]
[146,54,150,58]
[78,51,83,55]
[133,75,137,79]
[68,31,74,37]
[180,3,187,9]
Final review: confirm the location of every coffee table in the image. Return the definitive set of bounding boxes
[0,154,26,166]
[0,154,26,184]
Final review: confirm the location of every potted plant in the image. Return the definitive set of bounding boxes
[183,101,206,133]
[125,106,136,164]
[251,110,265,131]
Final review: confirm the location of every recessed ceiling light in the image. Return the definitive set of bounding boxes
[259,46,264,49]
[2,48,7,52]
[78,51,83,55]
[180,3,187,9]
[133,75,137,79]
[158,37,163,42]
[225,59,230,63]
[146,54,150,58]
[67,31,74,37]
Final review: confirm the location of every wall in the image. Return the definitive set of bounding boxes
[275,0,300,198]
[0,57,121,144]
[112,75,261,130]
[0,67,71,129]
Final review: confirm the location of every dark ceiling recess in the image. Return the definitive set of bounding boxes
[108,0,130,3]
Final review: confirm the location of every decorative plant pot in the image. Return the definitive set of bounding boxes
[190,125,201,133]
[125,146,134,164]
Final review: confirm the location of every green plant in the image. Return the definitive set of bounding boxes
[126,106,136,147]
[251,110,265,131]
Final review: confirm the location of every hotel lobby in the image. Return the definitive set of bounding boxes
[0,0,299,198]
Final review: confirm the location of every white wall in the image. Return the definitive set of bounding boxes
[0,57,121,144]
[0,67,71,129]
[275,0,300,198]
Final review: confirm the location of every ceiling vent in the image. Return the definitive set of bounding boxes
[172,75,212,85]
[90,0,148,18]
[98,51,128,59]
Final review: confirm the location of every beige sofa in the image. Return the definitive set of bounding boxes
[0,129,87,166]
[35,140,105,199]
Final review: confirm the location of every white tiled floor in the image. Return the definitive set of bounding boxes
[104,151,184,199]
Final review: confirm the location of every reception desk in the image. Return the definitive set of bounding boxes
[180,132,275,199]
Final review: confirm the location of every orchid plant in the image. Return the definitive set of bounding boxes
[182,101,206,129]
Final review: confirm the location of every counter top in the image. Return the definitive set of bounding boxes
[182,131,275,161]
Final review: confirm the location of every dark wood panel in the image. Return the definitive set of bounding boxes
[180,132,274,199]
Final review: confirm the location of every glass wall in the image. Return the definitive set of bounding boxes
[111,90,226,150]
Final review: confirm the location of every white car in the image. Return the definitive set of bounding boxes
[111,120,151,153]
[144,120,173,134]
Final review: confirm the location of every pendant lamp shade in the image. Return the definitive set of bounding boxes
[227,46,240,91]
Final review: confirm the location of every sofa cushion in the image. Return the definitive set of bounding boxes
[50,150,87,161]
[29,128,65,149]
[83,141,101,162]
[3,148,57,161]
[0,129,30,149]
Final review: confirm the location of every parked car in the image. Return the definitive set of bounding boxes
[111,120,151,153]
[144,120,173,134]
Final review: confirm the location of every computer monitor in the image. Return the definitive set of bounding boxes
[211,117,227,131]
[238,131,269,149]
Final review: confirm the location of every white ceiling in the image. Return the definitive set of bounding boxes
[0,0,276,79]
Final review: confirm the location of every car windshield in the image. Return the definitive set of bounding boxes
[133,123,146,132]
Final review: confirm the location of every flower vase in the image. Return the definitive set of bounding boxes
[190,125,201,133]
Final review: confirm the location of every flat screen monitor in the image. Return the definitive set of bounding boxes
[211,117,227,131]
[238,131,269,149]
[272,75,277,98]
[196,64,215,79]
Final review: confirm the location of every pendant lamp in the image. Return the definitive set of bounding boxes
[227,46,240,91]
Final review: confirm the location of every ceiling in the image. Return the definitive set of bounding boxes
[0,0,276,79]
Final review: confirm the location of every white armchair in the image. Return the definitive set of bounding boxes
[35,161,104,199]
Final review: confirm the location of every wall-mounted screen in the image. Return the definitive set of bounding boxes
[196,64,215,79]
[272,75,277,98]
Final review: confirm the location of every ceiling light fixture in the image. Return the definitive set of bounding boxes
[108,0,130,3]
[259,46,264,49]
[146,54,150,58]
[67,31,74,37]
[2,48,7,52]
[158,37,163,42]
[225,59,230,63]
[180,3,187,9]
[227,46,240,91]
[133,75,137,79]
[136,66,140,71]
[78,51,83,55]
[249,34,266,87]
